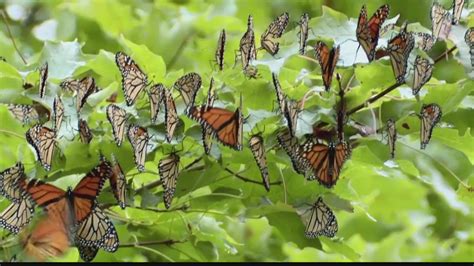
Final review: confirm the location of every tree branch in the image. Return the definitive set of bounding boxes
[118,239,187,248]
[346,46,457,116]
[1,10,27,65]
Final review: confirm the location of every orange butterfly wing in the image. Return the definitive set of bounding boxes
[22,179,66,207]
[315,41,340,91]
[72,159,112,222]
[302,141,350,187]
[188,106,243,150]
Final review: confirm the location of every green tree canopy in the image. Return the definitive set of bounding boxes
[0,0,472,262]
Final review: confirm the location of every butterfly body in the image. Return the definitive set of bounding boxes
[215,29,226,71]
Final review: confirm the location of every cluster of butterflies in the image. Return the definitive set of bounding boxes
[1,0,470,261]
[0,156,123,262]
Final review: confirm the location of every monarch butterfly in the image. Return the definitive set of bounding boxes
[387,24,414,84]
[7,104,40,125]
[301,138,351,187]
[115,51,148,106]
[174,72,202,109]
[26,125,56,171]
[60,78,79,93]
[298,13,309,55]
[78,119,93,144]
[431,2,452,40]
[53,96,64,131]
[20,209,72,261]
[249,134,270,191]
[77,225,119,262]
[283,98,300,137]
[159,153,180,209]
[147,84,164,123]
[276,128,306,175]
[302,197,338,238]
[451,0,465,25]
[22,159,116,262]
[416,32,436,52]
[106,104,128,146]
[215,29,226,71]
[0,163,35,234]
[75,76,97,112]
[356,4,390,62]
[110,154,126,209]
[127,124,149,172]
[420,103,442,149]
[386,118,397,159]
[202,78,216,155]
[239,15,257,70]
[22,159,114,258]
[465,28,474,67]
[412,56,433,95]
[260,12,289,55]
[187,96,243,151]
[21,157,112,220]
[38,62,48,98]
[74,205,119,253]
[272,73,286,115]
[315,41,340,91]
[163,88,178,143]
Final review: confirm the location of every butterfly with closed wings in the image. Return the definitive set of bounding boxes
[356,4,390,62]
[115,51,149,106]
[260,12,289,55]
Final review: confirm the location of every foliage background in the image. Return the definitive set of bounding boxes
[0,0,472,262]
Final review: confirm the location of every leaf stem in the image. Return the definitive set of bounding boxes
[1,10,27,65]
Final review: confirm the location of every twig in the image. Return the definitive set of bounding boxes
[130,204,189,213]
[224,167,282,186]
[183,156,203,171]
[119,239,186,248]
[134,180,163,195]
[1,10,27,65]
[346,46,457,116]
